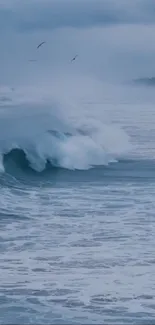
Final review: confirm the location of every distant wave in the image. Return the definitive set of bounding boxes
[132,77,155,87]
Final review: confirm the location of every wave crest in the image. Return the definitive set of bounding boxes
[1,124,131,174]
[0,94,131,174]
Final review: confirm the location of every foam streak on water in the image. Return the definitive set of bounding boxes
[0,171,155,324]
[1,4,155,322]
[0,83,155,323]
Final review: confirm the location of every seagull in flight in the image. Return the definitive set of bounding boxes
[37,41,46,49]
[71,55,78,62]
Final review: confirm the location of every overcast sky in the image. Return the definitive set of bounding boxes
[0,0,155,31]
[0,0,155,88]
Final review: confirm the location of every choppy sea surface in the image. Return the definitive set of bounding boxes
[0,80,155,324]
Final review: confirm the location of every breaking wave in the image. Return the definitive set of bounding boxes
[0,94,131,174]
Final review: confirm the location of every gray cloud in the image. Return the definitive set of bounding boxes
[1,24,155,88]
[0,0,155,33]
[0,0,155,91]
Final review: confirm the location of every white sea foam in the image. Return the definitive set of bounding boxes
[0,84,131,172]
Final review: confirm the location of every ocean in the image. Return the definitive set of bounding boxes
[0,1,155,324]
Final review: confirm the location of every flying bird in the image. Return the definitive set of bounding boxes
[37,41,46,49]
[71,55,78,62]
[29,59,37,62]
